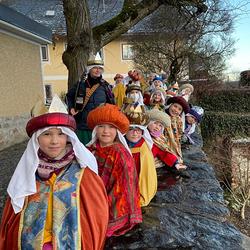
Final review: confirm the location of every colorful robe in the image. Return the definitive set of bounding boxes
[164,115,183,162]
[88,142,142,237]
[112,82,126,108]
[0,166,108,250]
[130,138,157,207]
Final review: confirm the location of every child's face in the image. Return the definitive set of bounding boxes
[38,128,68,159]
[154,80,161,87]
[181,88,191,95]
[96,124,117,147]
[130,89,140,95]
[126,127,143,143]
[147,121,164,133]
[116,77,123,83]
[168,103,183,117]
[186,115,197,125]
[153,93,162,102]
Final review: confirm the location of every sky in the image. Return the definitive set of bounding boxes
[226,0,250,78]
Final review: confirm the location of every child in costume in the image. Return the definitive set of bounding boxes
[122,82,147,119]
[146,109,187,173]
[124,107,157,207]
[112,73,126,108]
[148,76,164,93]
[165,81,179,102]
[0,95,109,250]
[86,104,142,237]
[177,83,194,102]
[148,88,166,111]
[177,83,194,131]
[183,106,204,144]
[165,96,190,163]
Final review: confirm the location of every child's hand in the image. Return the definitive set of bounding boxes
[70,108,78,116]
[175,163,187,170]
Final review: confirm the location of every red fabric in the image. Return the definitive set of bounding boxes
[88,142,142,237]
[0,168,108,250]
[26,112,76,137]
[152,144,177,168]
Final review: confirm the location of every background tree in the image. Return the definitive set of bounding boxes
[61,0,207,89]
[132,0,237,83]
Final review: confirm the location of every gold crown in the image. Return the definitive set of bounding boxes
[87,52,104,66]
[31,95,68,117]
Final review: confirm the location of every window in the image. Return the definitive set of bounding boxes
[44,84,53,105]
[41,45,49,61]
[122,44,133,60]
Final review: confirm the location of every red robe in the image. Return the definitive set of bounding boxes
[0,168,109,250]
[88,142,142,237]
[152,144,177,168]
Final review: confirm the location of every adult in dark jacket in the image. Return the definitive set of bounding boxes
[66,53,114,145]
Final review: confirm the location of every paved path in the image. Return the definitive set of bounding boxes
[0,140,28,218]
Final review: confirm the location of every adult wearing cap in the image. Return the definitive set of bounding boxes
[165,96,190,163]
[86,104,142,237]
[0,95,108,250]
[66,53,114,145]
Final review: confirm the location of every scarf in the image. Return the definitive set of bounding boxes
[152,134,175,155]
[37,144,75,179]
[86,74,102,87]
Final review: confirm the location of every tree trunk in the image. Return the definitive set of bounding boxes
[62,0,93,90]
[168,58,181,84]
[240,201,246,220]
[61,0,207,90]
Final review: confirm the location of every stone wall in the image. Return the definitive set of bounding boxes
[104,133,250,249]
[231,138,250,189]
[0,114,29,151]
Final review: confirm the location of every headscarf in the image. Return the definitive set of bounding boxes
[7,126,98,214]
[87,126,132,155]
[128,124,153,149]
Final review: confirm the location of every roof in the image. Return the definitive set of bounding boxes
[1,0,170,37]
[0,3,52,44]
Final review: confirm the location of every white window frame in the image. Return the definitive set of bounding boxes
[44,84,53,105]
[41,45,49,62]
[121,44,134,60]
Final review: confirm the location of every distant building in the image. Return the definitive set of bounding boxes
[0,3,52,150]
[240,70,250,87]
[2,0,189,97]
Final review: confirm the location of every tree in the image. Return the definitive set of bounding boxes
[132,0,237,83]
[61,0,207,90]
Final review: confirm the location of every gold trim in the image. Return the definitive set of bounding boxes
[18,197,28,249]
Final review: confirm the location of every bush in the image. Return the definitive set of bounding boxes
[201,111,250,140]
[196,89,250,113]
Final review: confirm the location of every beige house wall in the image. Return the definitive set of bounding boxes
[43,39,68,95]
[43,38,134,95]
[0,32,45,150]
[103,38,134,84]
[0,32,44,116]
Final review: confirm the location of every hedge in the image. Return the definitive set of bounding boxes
[196,89,250,113]
[201,111,250,141]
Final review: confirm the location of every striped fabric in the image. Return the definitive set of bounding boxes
[88,142,142,237]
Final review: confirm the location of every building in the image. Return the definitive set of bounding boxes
[0,3,52,150]
[2,0,178,99]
